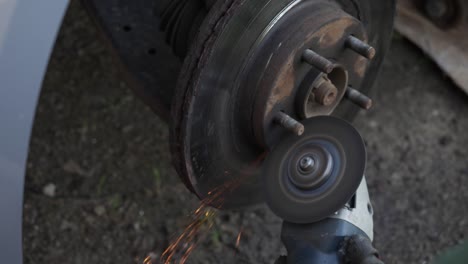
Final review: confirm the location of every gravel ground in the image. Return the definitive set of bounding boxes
[23,1,468,264]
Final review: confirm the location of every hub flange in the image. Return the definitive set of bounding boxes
[248,1,370,148]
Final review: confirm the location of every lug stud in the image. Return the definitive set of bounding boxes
[346,36,376,60]
[274,112,305,136]
[345,86,373,110]
[303,49,335,74]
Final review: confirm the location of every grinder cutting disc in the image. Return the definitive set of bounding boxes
[263,116,366,223]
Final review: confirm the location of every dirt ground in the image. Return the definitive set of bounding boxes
[23,2,468,264]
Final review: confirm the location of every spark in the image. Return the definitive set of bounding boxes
[152,152,268,264]
[159,204,216,264]
[235,227,243,248]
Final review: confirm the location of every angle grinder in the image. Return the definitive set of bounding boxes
[264,116,383,264]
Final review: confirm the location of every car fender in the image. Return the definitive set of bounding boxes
[0,0,69,263]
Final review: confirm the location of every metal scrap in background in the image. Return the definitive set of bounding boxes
[396,0,468,94]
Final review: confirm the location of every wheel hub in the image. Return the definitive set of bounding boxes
[247,0,371,147]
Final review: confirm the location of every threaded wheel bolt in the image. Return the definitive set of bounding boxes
[345,86,373,110]
[303,49,335,74]
[346,36,376,60]
[274,112,305,136]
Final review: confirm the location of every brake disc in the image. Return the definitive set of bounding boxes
[171,0,395,209]
[263,116,366,223]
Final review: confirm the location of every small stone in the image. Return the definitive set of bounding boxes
[85,215,96,225]
[94,205,106,216]
[369,120,378,129]
[134,222,141,232]
[391,172,402,181]
[60,220,77,231]
[63,160,89,177]
[42,183,56,197]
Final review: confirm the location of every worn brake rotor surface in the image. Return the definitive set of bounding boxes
[171,0,395,209]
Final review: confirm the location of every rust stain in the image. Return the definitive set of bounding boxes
[353,56,368,78]
[315,18,354,49]
[265,55,296,115]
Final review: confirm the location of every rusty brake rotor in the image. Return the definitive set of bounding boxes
[171,0,395,209]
